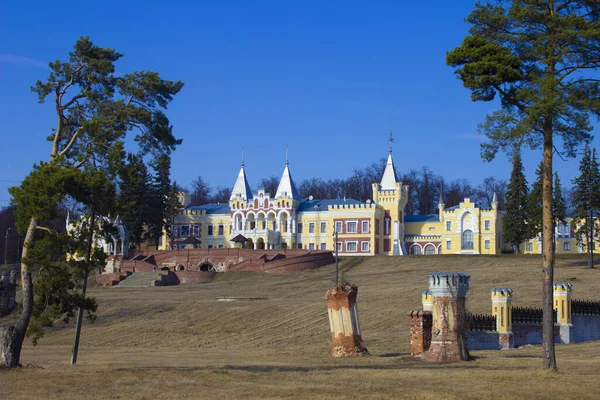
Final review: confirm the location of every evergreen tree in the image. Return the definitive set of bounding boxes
[2,37,182,368]
[528,165,567,244]
[118,154,150,250]
[572,145,600,268]
[553,174,567,227]
[447,1,600,370]
[164,183,184,250]
[503,152,529,253]
[146,155,175,250]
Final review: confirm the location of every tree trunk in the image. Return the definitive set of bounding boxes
[542,133,557,371]
[71,209,95,365]
[0,218,36,368]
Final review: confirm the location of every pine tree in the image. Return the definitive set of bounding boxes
[553,174,567,227]
[526,162,543,240]
[2,37,182,368]
[572,145,600,268]
[118,154,150,250]
[528,165,567,257]
[503,152,529,253]
[145,155,174,250]
[447,1,600,370]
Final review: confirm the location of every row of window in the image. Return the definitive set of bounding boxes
[333,220,370,234]
[525,242,575,252]
[297,220,372,234]
[172,244,226,249]
[295,241,371,252]
[298,222,328,234]
[231,200,292,210]
[445,220,492,231]
[173,224,225,237]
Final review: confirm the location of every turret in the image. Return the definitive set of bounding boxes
[554,282,572,325]
[229,151,253,202]
[491,288,513,334]
[438,189,445,222]
[491,287,514,349]
[275,148,299,201]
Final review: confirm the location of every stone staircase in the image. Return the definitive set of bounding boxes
[113,272,166,288]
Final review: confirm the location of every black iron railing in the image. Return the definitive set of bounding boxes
[572,300,600,316]
[466,313,497,331]
[512,307,557,324]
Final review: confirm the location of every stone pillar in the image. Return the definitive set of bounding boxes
[408,310,432,357]
[421,290,433,312]
[325,283,368,357]
[424,272,471,362]
[554,282,573,344]
[491,288,514,349]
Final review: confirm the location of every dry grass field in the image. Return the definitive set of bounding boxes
[2,255,600,399]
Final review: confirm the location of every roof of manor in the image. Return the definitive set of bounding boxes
[187,203,232,214]
[405,214,440,223]
[230,166,253,201]
[275,164,300,201]
[297,198,364,212]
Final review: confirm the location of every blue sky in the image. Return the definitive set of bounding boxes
[1,0,598,206]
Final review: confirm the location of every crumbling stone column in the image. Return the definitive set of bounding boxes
[408,310,432,357]
[424,272,471,362]
[325,283,368,357]
[491,288,514,349]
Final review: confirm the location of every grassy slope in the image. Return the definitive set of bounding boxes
[2,255,600,399]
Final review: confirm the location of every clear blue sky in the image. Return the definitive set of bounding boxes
[1,0,598,206]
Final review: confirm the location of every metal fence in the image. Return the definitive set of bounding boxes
[512,307,557,324]
[572,300,600,316]
[466,313,497,331]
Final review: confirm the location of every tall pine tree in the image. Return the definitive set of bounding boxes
[118,154,150,250]
[527,165,567,241]
[572,145,600,268]
[503,151,529,253]
[145,155,175,250]
[447,1,600,370]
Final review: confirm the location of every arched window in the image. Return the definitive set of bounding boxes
[462,230,474,250]
[424,244,435,255]
[410,245,422,255]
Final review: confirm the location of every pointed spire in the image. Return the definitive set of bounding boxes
[492,192,498,209]
[230,150,252,201]
[276,148,299,200]
[438,183,444,207]
[380,131,399,190]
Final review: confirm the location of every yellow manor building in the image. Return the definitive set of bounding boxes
[159,147,548,256]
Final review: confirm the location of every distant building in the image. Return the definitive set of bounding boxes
[148,143,514,256]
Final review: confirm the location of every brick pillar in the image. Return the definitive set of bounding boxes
[424,272,471,362]
[325,284,368,357]
[491,288,514,349]
[554,282,573,344]
[408,310,432,357]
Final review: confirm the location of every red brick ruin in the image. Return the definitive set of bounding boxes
[409,273,471,362]
[325,284,368,357]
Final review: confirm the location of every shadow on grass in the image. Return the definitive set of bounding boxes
[115,361,483,374]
